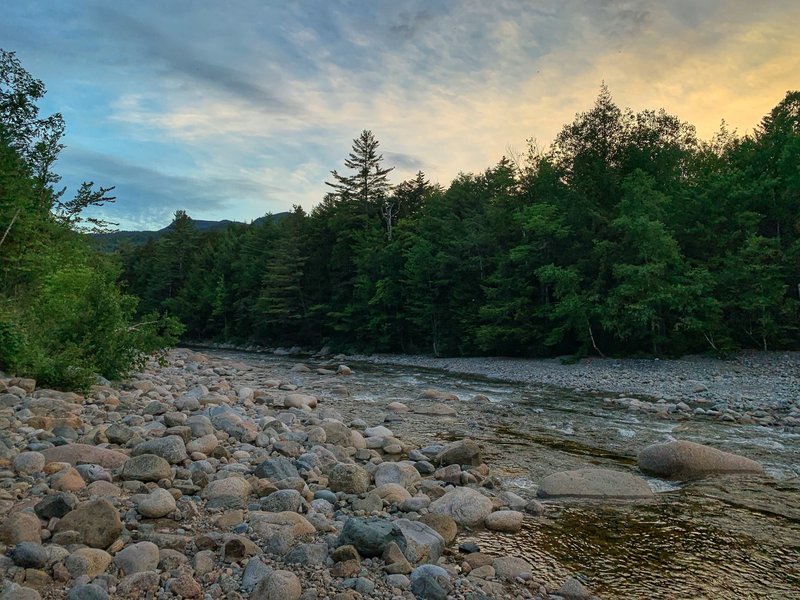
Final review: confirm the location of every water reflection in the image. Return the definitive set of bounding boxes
[460,494,800,599]
[216,350,800,598]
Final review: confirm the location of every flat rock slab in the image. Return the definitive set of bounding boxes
[41,444,128,469]
[537,468,653,499]
[638,440,764,480]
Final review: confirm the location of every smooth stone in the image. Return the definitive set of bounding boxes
[67,584,109,600]
[394,518,445,564]
[137,488,176,518]
[429,487,493,527]
[410,564,452,600]
[11,542,48,568]
[254,456,299,481]
[492,555,532,580]
[14,451,46,475]
[41,444,128,469]
[0,511,42,545]
[251,569,301,600]
[485,510,524,533]
[34,491,78,519]
[120,454,171,482]
[328,462,371,494]
[434,439,482,466]
[114,541,160,575]
[373,462,421,490]
[0,583,40,600]
[64,547,112,577]
[558,576,592,599]
[131,436,187,464]
[338,517,400,558]
[637,440,764,480]
[55,498,122,548]
[537,468,653,499]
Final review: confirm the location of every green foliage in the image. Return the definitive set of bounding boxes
[115,89,800,358]
[1,48,181,389]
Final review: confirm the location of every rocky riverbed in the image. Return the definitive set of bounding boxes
[0,348,599,600]
[0,348,797,600]
[342,350,800,428]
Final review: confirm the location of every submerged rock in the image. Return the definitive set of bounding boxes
[537,468,653,499]
[637,440,764,480]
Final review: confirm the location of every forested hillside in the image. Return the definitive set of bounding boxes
[119,86,800,358]
[0,50,180,389]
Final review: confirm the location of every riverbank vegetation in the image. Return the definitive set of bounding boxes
[119,86,800,358]
[0,50,181,389]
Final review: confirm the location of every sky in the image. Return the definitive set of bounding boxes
[2,1,799,230]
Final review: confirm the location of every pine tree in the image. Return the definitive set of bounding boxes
[326,130,394,234]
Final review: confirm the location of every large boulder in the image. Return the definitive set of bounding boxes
[338,517,399,558]
[637,440,764,480]
[203,477,252,508]
[131,436,187,464]
[328,462,371,494]
[374,461,421,490]
[248,512,315,555]
[320,420,353,447]
[114,541,160,575]
[434,439,481,466]
[54,498,122,549]
[394,518,445,564]
[41,444,128,469]
[0,511,41,544]
[254,456,299,481]
[251,569,301,600]
[410,564,453,600]
[284,394,317,409]
[537,468,653,499]
[121,455,171,482]
[429,487,492,527]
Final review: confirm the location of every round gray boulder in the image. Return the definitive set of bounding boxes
[637,440,764,480]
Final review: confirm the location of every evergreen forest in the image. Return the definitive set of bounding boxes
[2,46,799,387]
[118,86,800,358]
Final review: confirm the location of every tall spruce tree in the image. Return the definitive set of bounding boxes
[326,130,394,234]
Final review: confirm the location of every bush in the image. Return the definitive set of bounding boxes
[2,265,183,390]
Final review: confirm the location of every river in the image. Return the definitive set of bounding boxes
[211,350,800,599]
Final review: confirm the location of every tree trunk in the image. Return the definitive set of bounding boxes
[0,209,20,249]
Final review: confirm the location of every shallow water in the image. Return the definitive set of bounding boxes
[216,351,800,599]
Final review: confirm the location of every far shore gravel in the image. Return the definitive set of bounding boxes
[342,351,800,412]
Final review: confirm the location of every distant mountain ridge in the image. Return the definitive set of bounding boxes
[91,212,290,250]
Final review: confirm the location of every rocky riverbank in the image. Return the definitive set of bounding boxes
[341,351,800,429]
[0,348,610,600]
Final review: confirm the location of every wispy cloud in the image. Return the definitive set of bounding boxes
[2,0,798,229]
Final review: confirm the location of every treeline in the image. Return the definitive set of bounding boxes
[120,86,800,357]
[0,50,180,389]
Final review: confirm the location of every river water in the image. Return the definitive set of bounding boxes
[214,350,800,599]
